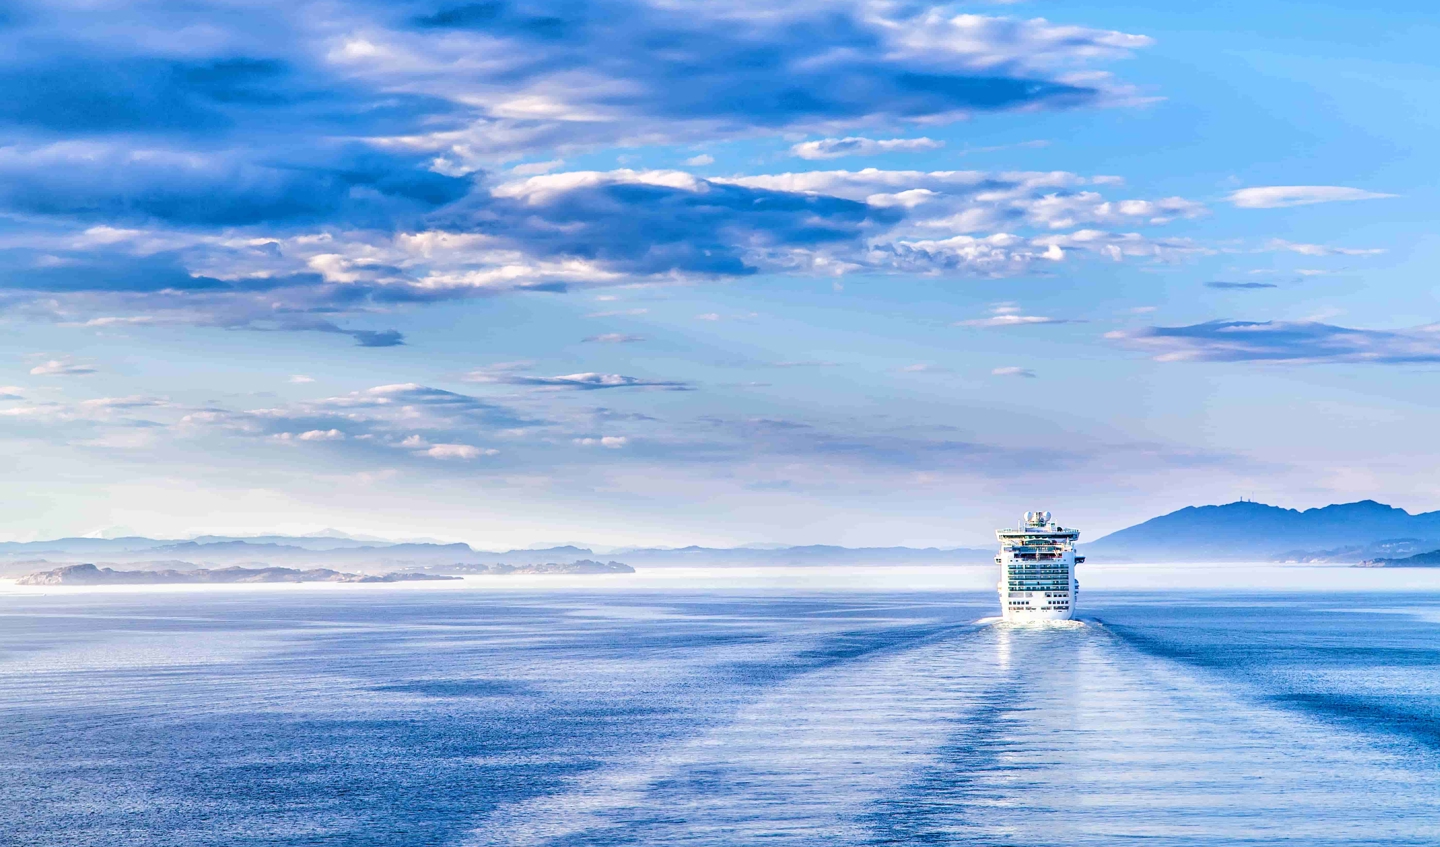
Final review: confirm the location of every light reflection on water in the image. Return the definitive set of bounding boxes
[1,581,1438,846]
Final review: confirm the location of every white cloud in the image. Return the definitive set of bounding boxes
[272,430,346,443]
[426,443,497,460]
[684,154,715,166]
[289,375,315,383]
[958,303,1074,327]
[298,429,346,441]
[992,366,1038,377]
[78,396,166,409]
[1229,186,1397,209]
[791,137,944,160]
[574,436,629,448]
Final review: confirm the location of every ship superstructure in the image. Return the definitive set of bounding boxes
[996,511,1083,621]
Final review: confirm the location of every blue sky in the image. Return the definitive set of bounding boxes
[2,0,1437,547]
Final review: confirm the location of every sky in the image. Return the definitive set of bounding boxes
[1,0,1437,548]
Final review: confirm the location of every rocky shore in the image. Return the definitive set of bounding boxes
[14,560,636,585]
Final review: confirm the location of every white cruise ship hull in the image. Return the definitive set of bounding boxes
[995,510,1081,622]
[999,602,1074,623]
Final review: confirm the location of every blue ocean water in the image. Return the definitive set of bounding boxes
[2,586,1438,846]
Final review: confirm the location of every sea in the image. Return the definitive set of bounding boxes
[3,564,1439,846]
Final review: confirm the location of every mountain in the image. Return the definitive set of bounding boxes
[1084,500,1440,562]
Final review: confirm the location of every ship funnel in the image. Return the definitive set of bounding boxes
[1023,510,1051,526]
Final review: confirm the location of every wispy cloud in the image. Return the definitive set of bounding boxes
[574,436,629,448]
[299,429,345,442]
[459,362,535,384]
[585,308,650,318]
[1205,281,1278,289]
[958,304,1075,327]
[5,374,1251,499]
[1108,320,1440,363]
[29,358,97,376]
[79,396,167,410]
[470,370,692,391]
[273,429,346,443]
[583,333,645,343]
[1265,239,1385,257]
[954,139,1050,156]
[791,137,944,160]
[171,383,539,468]
[1229,186,1397,209]
[992,366,1037,377]
[695,312,757,322]
[425,444,498,460]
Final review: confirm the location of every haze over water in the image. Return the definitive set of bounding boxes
[4,568,1440,846]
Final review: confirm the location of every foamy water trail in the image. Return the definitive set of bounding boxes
[471,618,1440,846]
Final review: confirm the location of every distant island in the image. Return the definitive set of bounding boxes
[15,559,635,585]
[0,535,990,577]
[16,564,461,585]
[413,560,634,575]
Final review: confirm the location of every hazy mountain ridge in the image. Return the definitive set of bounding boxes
[19,500,1439,569]
[1084,500,1440,563]
[0,536,995,571]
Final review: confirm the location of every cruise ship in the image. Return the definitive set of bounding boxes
[996,511,1083,621]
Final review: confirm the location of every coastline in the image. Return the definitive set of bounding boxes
[7,561,1440,596]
